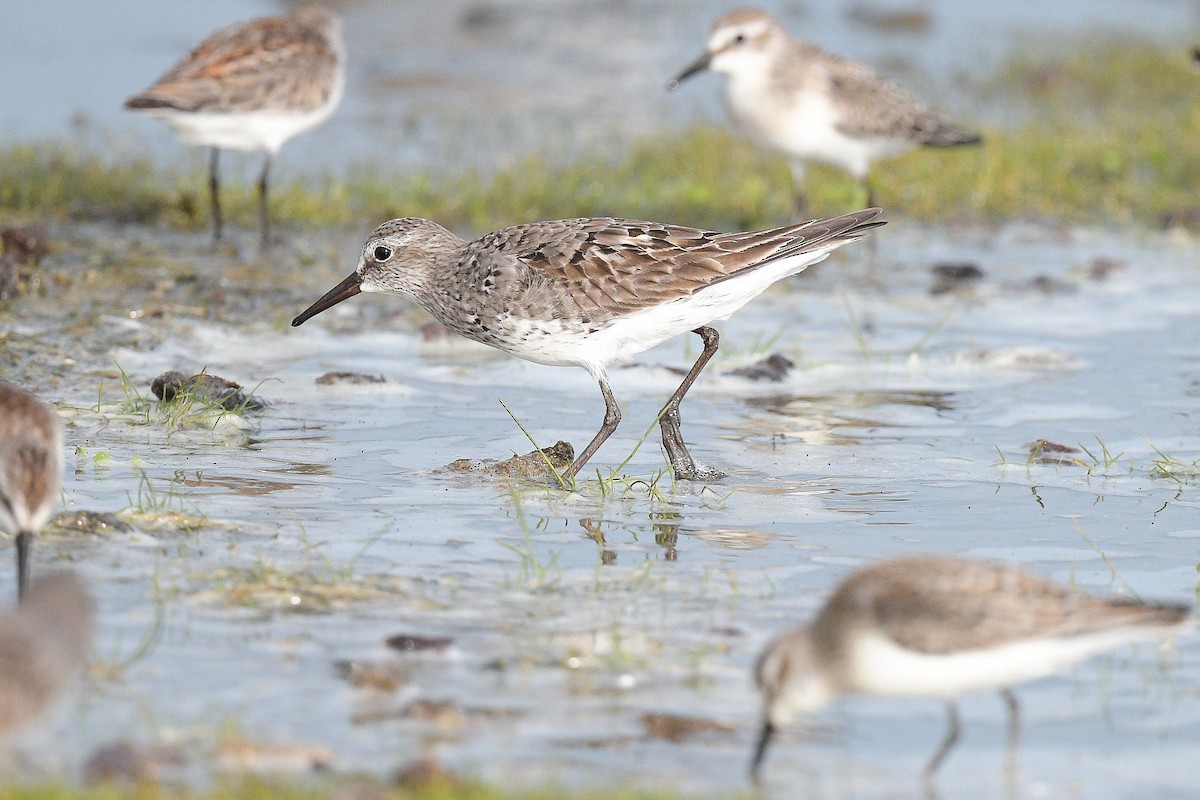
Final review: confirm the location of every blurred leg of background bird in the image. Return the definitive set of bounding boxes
[258,154,274,251]
[788,161,809,220]
[1002,689,1021,800]
[15,531,30,602]
[923,699,962,795]
[659,326,724,480]
[863,175,877,211]
[209,148,223,244]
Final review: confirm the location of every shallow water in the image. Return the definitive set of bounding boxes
[4,217,1197,797]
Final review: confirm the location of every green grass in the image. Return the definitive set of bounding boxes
[1,39,1197,233]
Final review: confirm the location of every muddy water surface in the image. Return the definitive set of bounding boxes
[4,218,1197,797]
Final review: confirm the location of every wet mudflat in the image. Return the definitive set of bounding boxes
[3,216,1197,798]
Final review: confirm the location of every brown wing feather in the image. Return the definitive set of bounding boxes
[0,385,58,446]
[125,13,338,114]
[783,43,978,146]
[466,209,882,322]
[821,557,1188,655]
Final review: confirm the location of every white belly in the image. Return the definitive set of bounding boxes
[500,245,840,378]
[138,84,342,154]
[848,627,1170,698]
[726,78,913,178]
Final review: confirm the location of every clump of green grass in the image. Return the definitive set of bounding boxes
[121,464,210,531]
[194,562,408,613]
[88,365,262,435]
[1147,440,1200,484]
[1,38,1197,232]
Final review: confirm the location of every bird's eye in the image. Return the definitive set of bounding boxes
[733,33,745,44]
[373,245,392,261]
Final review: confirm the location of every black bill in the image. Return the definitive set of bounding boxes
[292,271,363,327]
[667,51,712,90]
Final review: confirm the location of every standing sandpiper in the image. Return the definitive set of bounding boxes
[125,4,345,250]
[0,384,63,602]
[670,8,980,213]
[751,556,1192,788]
[0,571,93,734]
[292,209,883,484]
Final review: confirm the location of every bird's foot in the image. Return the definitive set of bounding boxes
[670,460,727,482]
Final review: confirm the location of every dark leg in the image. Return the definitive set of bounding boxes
[569,375,621,481]
[209,147,223,243]
[788,160,808,220]
[922,700,962,793]
[748,719,776,783]
[258,153,273,251]
[1001,689,1020,800]
[15,530,29,603]
[659,326,725,481]
[864,175,876,210]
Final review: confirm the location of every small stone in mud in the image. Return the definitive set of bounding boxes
[641,712,735,743]
[444,440,574,482]
[51,511,132,535]
[1026,439,1082,465]
[151,371,268,412]
[334,659,410,692]
[401,698,462,725]
[930,262,985,295]
[728,352,795,382]
[316,371,386,386]
[1082,256,1125,281]
[1027,274,1076,294]
[385,633,453,653]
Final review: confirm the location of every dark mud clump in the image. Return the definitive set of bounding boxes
[1026,439,1082,465]
[334,659,410,692]
[386,633,453,653]
[51,511,132,535]
[151,371,268,412]
[728,353,795,382]
[641,712,735,743]
[930,262,985,295]
[443,440,574,482]
[316,371,386,386]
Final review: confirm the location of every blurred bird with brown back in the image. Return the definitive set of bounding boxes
[751,555,1192,788]
[0,384,63,602]
[124,4,345,251]
[670,8,980,215]
[0,571,93,735]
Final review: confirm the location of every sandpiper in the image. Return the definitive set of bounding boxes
[125,4,345,250]
[292,209,883,483]
[0,571,93,735]
[670,8,980,213]
[0,384,63,602]
[751,556,1192,786]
